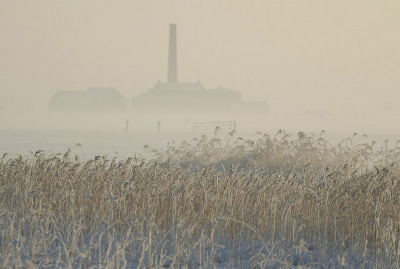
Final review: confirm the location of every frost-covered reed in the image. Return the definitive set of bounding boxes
[1,130,400,268]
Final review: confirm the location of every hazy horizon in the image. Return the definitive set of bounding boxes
[1,0,400,136]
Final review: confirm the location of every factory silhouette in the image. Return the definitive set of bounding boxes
[49,24,269,119]
[131,24,269,119]
[49,87,127,112]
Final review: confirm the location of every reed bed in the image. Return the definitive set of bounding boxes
[1,130,400,268]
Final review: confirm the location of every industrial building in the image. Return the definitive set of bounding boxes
[49,87,127,112]
[131,24,269,118]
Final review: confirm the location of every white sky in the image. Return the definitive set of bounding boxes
[0,0,399,133]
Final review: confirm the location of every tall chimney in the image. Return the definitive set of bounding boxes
[168,24,177,84]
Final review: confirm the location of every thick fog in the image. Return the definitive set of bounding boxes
[1,1,400,155]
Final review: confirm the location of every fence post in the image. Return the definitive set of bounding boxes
[124,120,129,134]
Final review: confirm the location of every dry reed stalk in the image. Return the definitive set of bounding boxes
[0,131,399,267]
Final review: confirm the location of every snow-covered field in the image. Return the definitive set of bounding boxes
[0,130,198,158]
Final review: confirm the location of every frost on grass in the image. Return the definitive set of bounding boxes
[0,131,399,268]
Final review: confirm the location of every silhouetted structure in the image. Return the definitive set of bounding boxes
[168,24,178,84]
[49,87,127,112]
[131,24,269,118]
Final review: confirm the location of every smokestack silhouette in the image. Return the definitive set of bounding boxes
[168,24,177,84]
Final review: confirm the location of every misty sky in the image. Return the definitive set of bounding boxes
[1,1,399,129]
